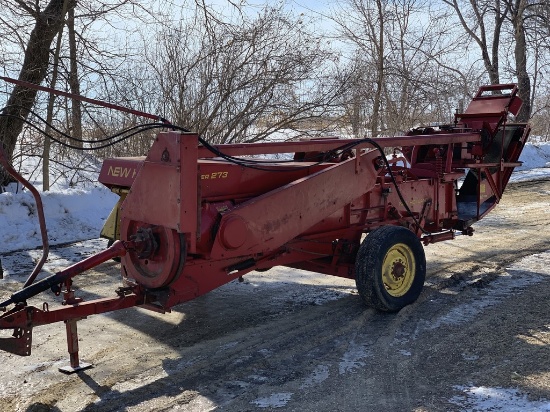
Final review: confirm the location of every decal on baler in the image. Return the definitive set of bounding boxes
[201,171,229,180]
[108,166,138,179]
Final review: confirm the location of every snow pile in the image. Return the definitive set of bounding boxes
[0,150,118,254]
[509,141,550,182]
[0,187,117,253]
[517,142,550,170]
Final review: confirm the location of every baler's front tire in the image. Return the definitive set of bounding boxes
[355,226,426,312]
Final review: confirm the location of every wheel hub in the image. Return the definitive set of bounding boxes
[382,243,415,297]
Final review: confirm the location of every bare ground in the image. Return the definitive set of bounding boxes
[1,179,550,411]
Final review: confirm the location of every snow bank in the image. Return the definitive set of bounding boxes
[517,141,550,171]
[0,186,118,254]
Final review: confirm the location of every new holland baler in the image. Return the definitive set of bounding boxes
[0,84,530,372]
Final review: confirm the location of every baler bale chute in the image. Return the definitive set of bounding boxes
[0,84,530,372]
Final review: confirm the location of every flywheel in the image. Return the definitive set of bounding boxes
[121,220,186,289]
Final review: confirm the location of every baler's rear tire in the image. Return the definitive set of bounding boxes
[355,226,426,312]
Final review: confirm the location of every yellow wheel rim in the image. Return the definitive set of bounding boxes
[381,243,415,297]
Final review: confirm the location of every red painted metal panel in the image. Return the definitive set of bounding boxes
[209,149,380,259]
[120,161,182,230]
[119,133,199,238]
[179,133,199,239]
[198,160,333,201]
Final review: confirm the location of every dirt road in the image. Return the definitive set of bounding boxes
[1,179,550,411]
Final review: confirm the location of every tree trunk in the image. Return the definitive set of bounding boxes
[68,7,82,148]
[43,18,67,191]
[371,0,384,137]
[512,0,531,122]
[0,0,76,186]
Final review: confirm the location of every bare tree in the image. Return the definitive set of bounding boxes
[442,0,550,122]
[125,4,344,144]
[333,0,465,136]
[442,0,507,85]
[333,0,388,136]
[0,0,159,187]
[42,1,69,191]
[67,7,82,148]
[0,0,76,186]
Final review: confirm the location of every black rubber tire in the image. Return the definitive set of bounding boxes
[355,226,426,312]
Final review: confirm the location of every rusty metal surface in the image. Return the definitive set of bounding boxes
[209,149,379,260]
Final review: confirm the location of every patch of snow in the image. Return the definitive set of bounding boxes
[339,340,370,374]
[111,367,169,392]
[517,142,550,171]
[246,374,269,383]
[418,251,550,334]
[396,251,550,345]
[218,341,240,351]
[301,364,330,388]
[509,167,550,183]
[251,392,293,408]
[424,272,543,331]
[257,348,272,357]
[450,386,550,411]
[1,238,109,279]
